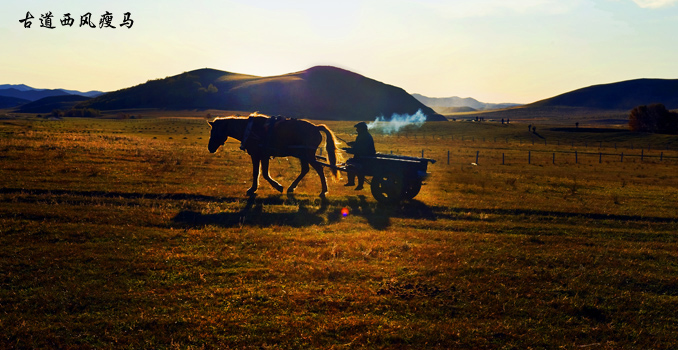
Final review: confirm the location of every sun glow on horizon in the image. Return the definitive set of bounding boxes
[2,0,678,104]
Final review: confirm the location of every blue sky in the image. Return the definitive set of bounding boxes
[2,0,678,103]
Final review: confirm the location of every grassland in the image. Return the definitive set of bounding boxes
[1,115,678,349]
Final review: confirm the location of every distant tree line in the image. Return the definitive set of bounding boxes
[629,104,678,134]
[51,108,101,118]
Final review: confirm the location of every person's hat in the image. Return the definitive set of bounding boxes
[354,122,368,130]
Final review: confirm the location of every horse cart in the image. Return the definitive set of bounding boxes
[317,153,436,204]
[207,113,434,200]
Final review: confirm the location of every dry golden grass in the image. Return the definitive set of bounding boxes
[1,116,677,349]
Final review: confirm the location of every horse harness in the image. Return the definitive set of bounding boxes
[239,117,256,151]
[239,116,314,156]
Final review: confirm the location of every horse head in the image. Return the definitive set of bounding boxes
[207,119,228,153]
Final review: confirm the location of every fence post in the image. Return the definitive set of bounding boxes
[575,151,578,164]
[621,152,624,162]
[553,153,555,164]
[502,153,505,165]
[476,151,479,165]
[447,150,450,165]
[528,151,531,164]
[422,149,425,158]
[641,149,644,161]
[599,152,602,163]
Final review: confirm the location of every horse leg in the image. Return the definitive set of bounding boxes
[247,155,261,196]
[287,159,309,194]
[310,160,329,198]
[260,157,284,193]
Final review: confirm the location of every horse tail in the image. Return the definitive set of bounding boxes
[317,124,341,179]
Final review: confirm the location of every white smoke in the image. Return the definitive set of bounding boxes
[366,109,427,134]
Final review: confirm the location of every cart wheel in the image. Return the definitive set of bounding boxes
[371,174,405,204]
[403,180,422,200]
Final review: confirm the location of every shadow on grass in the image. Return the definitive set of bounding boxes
[1,186,435,230]
[172,194,438,230]
[173,194,335,228]
[10,186,671,236]
[342,195,438,230]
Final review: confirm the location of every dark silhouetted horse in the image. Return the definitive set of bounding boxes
[208,113,340,197]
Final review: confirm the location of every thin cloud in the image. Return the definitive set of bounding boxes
[632,0,678,8]
[420,0,582,18]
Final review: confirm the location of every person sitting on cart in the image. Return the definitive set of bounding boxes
[344,121,376,190]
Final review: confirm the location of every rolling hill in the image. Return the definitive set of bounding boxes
[15,95,91,113]
[77,66,446,121]
[0,95,29,109]
[442,78,678,125]
[528,78,678,110]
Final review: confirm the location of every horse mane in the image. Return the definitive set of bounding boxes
[211,112,269,123]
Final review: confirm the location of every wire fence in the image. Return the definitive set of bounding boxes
[368,132,678,152]
[373,141,678,167]
[439,149,678,166]
[320,131,678,167]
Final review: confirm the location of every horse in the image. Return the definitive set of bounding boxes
[207,113,340,198]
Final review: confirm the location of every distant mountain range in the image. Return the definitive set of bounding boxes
[0,84,104,109]
[76,66,446,121]
[411,94,522,111]
[5,73,678,123]
[0,84,104,100]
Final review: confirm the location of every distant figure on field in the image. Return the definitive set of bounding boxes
[344,122,376,190]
